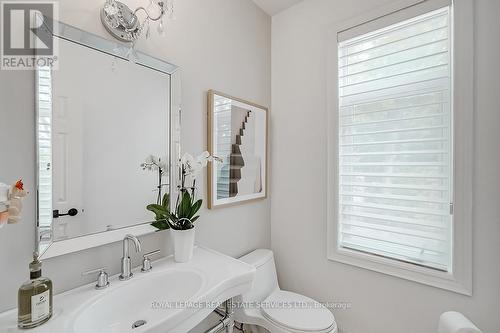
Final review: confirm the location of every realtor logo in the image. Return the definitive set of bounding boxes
[1,1,58,70]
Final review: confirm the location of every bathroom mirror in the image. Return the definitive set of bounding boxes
[207,91,268,208]
[36,18,181,258]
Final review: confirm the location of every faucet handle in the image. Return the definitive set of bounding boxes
[141,249,161,272]
[82,267,109,290]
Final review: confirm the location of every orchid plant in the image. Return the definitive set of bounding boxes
[146,151,221,231]
[141,155,168,206]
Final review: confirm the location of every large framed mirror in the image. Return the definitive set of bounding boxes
[207,91,268,208]
[36,18,181,259]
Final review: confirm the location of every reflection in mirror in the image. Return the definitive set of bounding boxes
[37,32,176,256]
[208,91,268,208]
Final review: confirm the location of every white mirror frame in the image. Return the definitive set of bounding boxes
[35,18,181,259]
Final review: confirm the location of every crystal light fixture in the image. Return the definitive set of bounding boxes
[101,0,174,42]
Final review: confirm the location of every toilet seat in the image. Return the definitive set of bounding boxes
[260,290,336,333]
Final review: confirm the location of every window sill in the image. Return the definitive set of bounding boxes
[327,246,471,296]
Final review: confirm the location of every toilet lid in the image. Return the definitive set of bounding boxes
[260,290,335,332]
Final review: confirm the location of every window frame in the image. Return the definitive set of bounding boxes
[326,0,473,295]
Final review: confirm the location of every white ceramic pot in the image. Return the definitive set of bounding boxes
[171,227,195,263]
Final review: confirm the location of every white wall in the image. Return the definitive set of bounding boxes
[271,1,499,333]
[0,0,270,312]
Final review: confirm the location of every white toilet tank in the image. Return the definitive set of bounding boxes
[239,249,279,303]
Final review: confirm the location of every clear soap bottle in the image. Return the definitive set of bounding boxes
[17,252,53,329]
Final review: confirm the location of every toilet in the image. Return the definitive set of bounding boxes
[234,249,337,333]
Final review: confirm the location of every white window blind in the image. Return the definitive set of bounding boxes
[337,6,452,271]
[37,67,53,230]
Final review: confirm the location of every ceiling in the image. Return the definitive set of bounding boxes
[252,0,303,16]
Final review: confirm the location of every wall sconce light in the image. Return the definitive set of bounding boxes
[101,0,174,43]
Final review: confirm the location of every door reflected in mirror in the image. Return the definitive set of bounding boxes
[208,91,268,208]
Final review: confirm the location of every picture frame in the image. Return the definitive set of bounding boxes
[207,90,268,209]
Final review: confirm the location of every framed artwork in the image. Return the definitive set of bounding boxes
[207,90,268,208]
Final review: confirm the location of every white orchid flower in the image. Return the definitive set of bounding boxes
[142,155,156,170]
[180,151,215,179]
[158,161,168,172]
[190,151,212,176]
[180,153,195,174]
[142,155,168,174]
[180,153,194,166]
[196,151,210,168]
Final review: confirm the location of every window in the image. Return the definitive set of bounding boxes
[37,67,53,229]
[327,0,473,294]
[37,67,53,253]
[338,7,452,271]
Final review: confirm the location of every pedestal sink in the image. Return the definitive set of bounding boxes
[0,246,256,333]
[73,269,204,333]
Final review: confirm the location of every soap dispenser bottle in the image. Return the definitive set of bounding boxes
[17,252,53,329]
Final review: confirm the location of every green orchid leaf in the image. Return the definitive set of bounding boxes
[162,193,170,209]
[189,199,203,219]
[146,204,169,219]
[151,219,170,230]
[182,219,194,230]
[179,191,192,218]
[147,204,167,213]
[146,205,165,220]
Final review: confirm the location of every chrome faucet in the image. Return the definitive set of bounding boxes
[119,234,142,280]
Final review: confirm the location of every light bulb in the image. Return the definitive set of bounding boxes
[103,0,118,16]
[145,20,151,39]
[157,17,165,36]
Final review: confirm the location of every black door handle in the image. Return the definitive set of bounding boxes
[53,208,78,219]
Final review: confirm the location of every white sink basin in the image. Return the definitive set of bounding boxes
[73,269,205,333]
[0,246,255,333]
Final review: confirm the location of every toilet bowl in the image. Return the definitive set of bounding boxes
[234,249,337,333]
